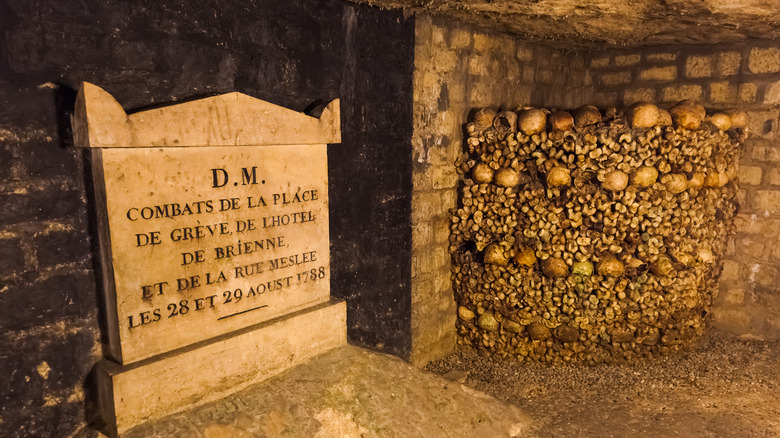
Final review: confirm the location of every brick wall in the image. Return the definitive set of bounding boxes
[585,43,780,339]
[410,15,592,366]
[0,91,101,435]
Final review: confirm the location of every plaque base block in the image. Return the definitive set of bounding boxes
[95,300,346,436]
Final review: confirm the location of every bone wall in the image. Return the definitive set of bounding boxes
[453,105,743,362]
[584,44,780,340]
[411,14,594,365]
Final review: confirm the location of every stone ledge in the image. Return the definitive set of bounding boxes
[95,300,346,436]
[122,344,527,438]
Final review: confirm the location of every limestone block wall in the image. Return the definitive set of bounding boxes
[410,14,593,365]
[584,43,780,339]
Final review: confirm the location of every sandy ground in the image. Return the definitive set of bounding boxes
[427,332,780,438]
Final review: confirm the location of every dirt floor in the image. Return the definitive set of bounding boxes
[427,332,780,438]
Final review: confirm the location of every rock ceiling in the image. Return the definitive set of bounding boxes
[350,0,780,47]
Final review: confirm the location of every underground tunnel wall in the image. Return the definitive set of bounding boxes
[411,18,780,364]
[0,1,414,435]
[584,43,780,340]
[411,14,595,365]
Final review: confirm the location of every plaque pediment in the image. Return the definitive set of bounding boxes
[72,82,340,148]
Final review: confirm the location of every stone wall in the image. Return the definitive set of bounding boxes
[410,14,592,366]
[584,43,780,339]
[0,1,414,435]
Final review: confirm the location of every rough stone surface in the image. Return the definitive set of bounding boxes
[614,54,640,66]
[686,55,712,78]
[717,51,742,76]
[748,47,780,74]
[410,14,596,366]
[709,81,737,103]
[639,66,677,81]
[662,84,703,102]
[349,0,780,47]
[646,53,677,63]
[119,346,531,438]
[738,165,763,185]
[99,302,346,435]
[764,80,780,105]
[739,83,758,103]
[623,88,656,105]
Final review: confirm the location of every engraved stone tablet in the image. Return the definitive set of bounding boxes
[73,83,341,364]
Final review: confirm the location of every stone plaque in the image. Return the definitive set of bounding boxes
[73,83,341,364]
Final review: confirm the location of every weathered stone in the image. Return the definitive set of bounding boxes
[449,28,472,49]
[712,308,752,334]
[768,168,780,186]
[591,91,619,107]
[0,237,26,277]
[124,346,532,438]
[717,51,742,76]
[202,424,252,438]
[718,286,746,306]
[599,71,632,86]
[720,260,743,282]
[746,109,780,137]
[748,47,780,74]
[433,217,451,245]
[0,189,84,227]
[623,88,656,106]
[639,66,677,81]
[516,45,534,62]
[752,190,780,215]
[751,263,779,288]
[739,83,758,103]
[432,166,459,189]
[646,53,677,62]
[751,144,780,163]
[35,230,89,269]
[685,55,712,78]
[737,238,768,260]
[431,25,446,45]
[473,33,497,51]
[662,84,703,102]
[614,54,640,66]
[98,301,347,435]
[590,56,611,68]
[431,48,459,73]
[764,80,780,104]
[709,81,737,103]
[738,165,763,185]
[412,222,433,247]
[0,271,97,332]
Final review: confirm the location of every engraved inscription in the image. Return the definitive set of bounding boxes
[101,145,330,362]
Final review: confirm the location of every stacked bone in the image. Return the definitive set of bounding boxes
[451,101,747,364]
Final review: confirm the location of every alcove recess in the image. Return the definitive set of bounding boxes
[450,102,747,363]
